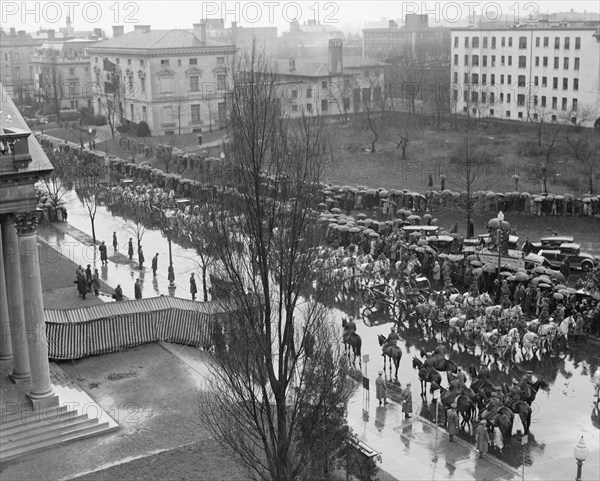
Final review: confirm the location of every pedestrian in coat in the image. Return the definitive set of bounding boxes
[375,371,388,406]
[76,273,87,300]
[190,273,198,301]
[401,383,413,418]
[476,420,490,457]
[447,402,459,442]
[85,264,93,291]
[99,241,108,265]
[112,232,118,252]
[138,246,145,269]
[432,261,441,288]
[151,253,159,277]
[114,284,123,301]
[128,238,134,259]
[134,279,142,300]
[92,269,100,296]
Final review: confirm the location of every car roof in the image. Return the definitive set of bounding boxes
[479,233,519,243]
[540,236,574,243]
[402,225,439,232]
[559,243,580,249]
[426,235,454,242]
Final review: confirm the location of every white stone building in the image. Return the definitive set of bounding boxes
[450,24,600,127]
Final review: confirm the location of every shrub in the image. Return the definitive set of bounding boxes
[136,121,151,137]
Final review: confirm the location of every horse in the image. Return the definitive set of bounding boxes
[487,406,514,444]
[430,382,476,430]
[341,318,362,369]
[412,357,442,398]
[377,334,402,381]
[521,331,543,359]
[504,379,549,434]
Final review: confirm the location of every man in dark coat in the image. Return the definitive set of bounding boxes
[114,284,124,301]
[128,238,134,259]
[76,273,87,300]
[447,402,459,442]
[151,253,159,277]
[401,383,413,418]
[99,241,108,266]
[134,279,142,300]
[190,273,197,301]
[112,232,118,252]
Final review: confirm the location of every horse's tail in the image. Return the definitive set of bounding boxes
[355,336,362,357]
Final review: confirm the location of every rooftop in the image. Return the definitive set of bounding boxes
[273,57,386,77]
[88,29,234,51]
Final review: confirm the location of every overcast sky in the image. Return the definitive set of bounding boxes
[3,1,599,34]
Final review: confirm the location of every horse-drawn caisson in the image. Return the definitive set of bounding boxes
[360,279,405,322]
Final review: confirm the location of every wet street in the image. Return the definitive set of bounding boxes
[43,189,600,481]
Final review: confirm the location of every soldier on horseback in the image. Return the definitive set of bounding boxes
[481,389,503,421]
[386,326,400,344]
[505,380,522,410]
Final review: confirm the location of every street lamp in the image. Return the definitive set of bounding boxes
[573,436,588,481]
[164,209,176,292]
[88,127,93,150]
[496,211,505,276]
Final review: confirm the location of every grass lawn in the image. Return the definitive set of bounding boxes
[324,111,598,196]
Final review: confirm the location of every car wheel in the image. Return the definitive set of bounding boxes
[581,262,593,272]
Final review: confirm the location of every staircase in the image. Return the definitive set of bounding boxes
[0,364,119,463]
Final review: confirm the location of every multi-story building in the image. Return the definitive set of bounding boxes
[87,25,237,136]
[279,20,346,58]
[0,28,44,105]
[203,19,278,57]
[270,39,386,118]
[31,37,97,112]
[450,24,600,127]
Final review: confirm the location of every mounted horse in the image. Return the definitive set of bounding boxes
[377,334,402,381]
[412,357,442,398]
[341,317,362,369]
[430,382,476,430]
[502,378,549,434]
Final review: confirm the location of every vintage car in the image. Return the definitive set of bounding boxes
[425,235,454,254]
[531,235,575,252]
[538,243,596,271]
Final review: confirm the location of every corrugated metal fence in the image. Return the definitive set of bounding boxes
[45,297,238,360]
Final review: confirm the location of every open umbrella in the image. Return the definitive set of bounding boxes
[407,214,421,222]
[409,231,422,238]
[554,283,567,291]
[349,226,361,233]
[538,283,552,288]
[473,267,484,276]
[515,271,530,282]
[537,275,552,284]
[417,239,429,246]
[379,190,389,198]
[507,275,516,281]
[338,225,350,232]
[467,254,479,261]
[328,223,339,230]
[369,231,380,238]
[549,271,566,282]
[331,207,342,214]
[500,271,513,277]
[553,292,564,300]
[483,264,497,273]
[470,260,483,267]
[357,213,367,219]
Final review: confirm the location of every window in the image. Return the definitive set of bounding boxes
[564,37,570,50]
[490,93,495,103]
[472,37,479,48]
[454,54,458,66]
[507,93,511,103]
[482,74,487,85]
[177,59,181,67]
[501,37,505,47]
[189,58,197,65]
[464,54,469,65]
[506,110,511,117]
[491,55,496,66]
[517,94,525,106]
[191,104,200,123]
[554,57,559,69]
[483,55,487,67]
[69,68,75,75]
[518,112,523,119]
[217,74,226,90]
[574,58,579,70]
[536,37,540,47]
[471,91,478,103]
[542,76,547,87]
[508,56,512,66]
[291,89,298,99]
[500,74,504,84]
[561,98,567,111]
[321,99,328,112]
[142,106,147,121]
[552,97,557,109]
[573,78,579,91]
[508,37,513,47]
[519,56,526,68]
[116,58,120,64]
[553,77,558,89]
[490,109,494,115]
[541,96,546,107]
[306,87,312,98]
[140,59,144,67]
[343,98,350,110]
[491,37,496,48]
[564,57,569,69]
[189,75,199,91]
[481,92,486,103]
[161,59,169,66]
[465,37,469,47]
[534,76,538,86]
[575,37,581,49]
[472,73,479,84]
[534,95,538,106]
[453,72,458,83]
[454,36,458,48]
[535,56,539,67]
[306,103,313,111]
[518,75,525,87]
[533,113,538,120]
[491,74,495,85]
[543,56,548,67]
[130,104,134,120]
[519,36,527,49]
[217,56,225,65]
[127,59,131,65]
[483,37,488,48]
[500,93,504,102]
[472,55,479,66]
[507,75,512,84]
[543,37,549,47]
[554,37,560,49]
[321,81,328,89]
[501,55,505,66]
[291,105,298,112]
[463,73,468,83]
[160,76,172,94]
[140,77,145,93]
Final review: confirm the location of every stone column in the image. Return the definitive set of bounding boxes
[1,215,30,381]
[0,223,13,361]
[14,211,58,409]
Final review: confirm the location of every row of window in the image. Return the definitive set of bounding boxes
[463,107,565,122]
[453,71,580,91]
[94,56,226,68]
[456,89,579,112]
[455,35,581,50]
[455,54,580,70]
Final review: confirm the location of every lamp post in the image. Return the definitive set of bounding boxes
[88,127,93,150]
[496,211,505,276]
[573,436,588,481]
[164,210,176,292]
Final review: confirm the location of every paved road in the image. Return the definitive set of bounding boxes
[47,189,600,481]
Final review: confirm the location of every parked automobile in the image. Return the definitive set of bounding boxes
[531,235,575,252]
[538,243,595,271]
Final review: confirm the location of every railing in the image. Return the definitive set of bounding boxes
[0,127,32,172]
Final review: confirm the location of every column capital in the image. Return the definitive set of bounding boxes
[13,210,42,236]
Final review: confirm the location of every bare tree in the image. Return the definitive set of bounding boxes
[566,131,600,194]
[395,126,411,160]
[197,47,355,481]
[123,214,147,269]
[529,126,562,194]
[73,162,105,243]
[96,64,122,139]
[40,51,63,121]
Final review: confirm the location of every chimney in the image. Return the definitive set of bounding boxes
[93,28,103,38]
[328,38,343,75]
[112,25,124,37]
[289,57,295,71]
[389,19,398,29]
[18,30,26,38]
[193,23,207,42]
[47,29,55,40]
[10,27,16,36]
[133,25,151,33]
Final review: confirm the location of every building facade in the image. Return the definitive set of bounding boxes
[450,24,600,127]
[87,25,236,136]
[203,19,278,57]
[271,40,386,119]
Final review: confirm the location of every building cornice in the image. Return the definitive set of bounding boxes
[87,46,236,57]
